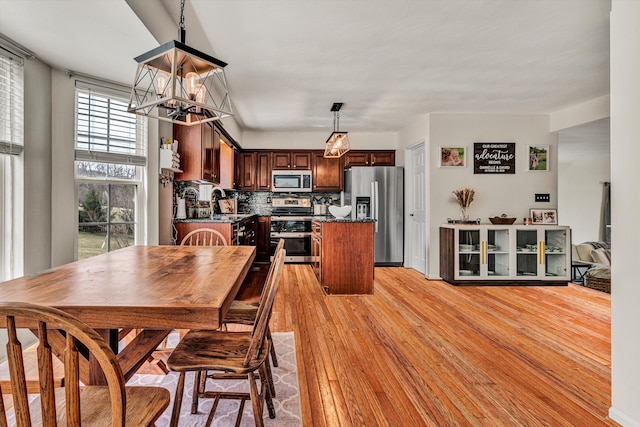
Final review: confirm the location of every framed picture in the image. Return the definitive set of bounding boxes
[528,145,549,171]
[530,208,557,225]
[439,147,466,167]
[473,142,516,174]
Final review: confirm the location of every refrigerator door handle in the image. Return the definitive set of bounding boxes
[373,180,379,232]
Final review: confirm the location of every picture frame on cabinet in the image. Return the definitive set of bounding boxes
[530,208,557,225]
[528,145,549,171]
[439,146,466,167]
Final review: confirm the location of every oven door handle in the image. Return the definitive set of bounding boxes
[271,232,311,238]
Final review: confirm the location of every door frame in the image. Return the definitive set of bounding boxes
[404,140,429,276]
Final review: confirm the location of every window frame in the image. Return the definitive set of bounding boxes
[73,81,148,259]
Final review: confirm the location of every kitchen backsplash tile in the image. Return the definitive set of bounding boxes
[174,181,340,216]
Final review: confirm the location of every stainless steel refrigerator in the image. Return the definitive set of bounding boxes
[344,166,404,266]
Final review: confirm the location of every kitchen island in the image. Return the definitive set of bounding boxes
[312,218,375,294]
[174,214,257,246]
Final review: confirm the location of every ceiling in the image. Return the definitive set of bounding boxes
[0,0,611,135]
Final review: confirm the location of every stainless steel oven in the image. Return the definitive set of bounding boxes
[270,197,313,263]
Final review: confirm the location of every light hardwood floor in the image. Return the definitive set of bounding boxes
[269,265,616,427]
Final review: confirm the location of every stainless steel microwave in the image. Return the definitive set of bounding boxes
[271,170,312,192]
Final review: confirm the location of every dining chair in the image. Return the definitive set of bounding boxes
[180,228,228,246]
[167,247,286,427]
[0,301,170,426]
[224,238,285,368]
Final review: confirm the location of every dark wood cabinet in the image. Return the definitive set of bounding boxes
[256,152,272,190]
[344,150,395,167]
[174,122,220,183]
[312,152,343,191]
[237,152,257,190]
[312,220,374,294]
[237,151,271,190]
[272,151,312,170]
[256,216,271,262]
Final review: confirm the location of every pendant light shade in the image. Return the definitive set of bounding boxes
[324,102,351,158]
[128,0,233,126]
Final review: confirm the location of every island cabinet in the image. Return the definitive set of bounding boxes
[271,151,312,170]
[311,152,343,191]
[440,224,571,285]
[256,216,271,262]
[174,121,220,183]
[344,150,396,167]
[174,216,258,247]
[312,220,374,294]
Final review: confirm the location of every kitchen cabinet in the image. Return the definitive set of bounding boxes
[312,220,374,294]
[237,152,256,190]
[256,216,271,262]
[256,152,272,190]
[344,150,395,167]
[175,222,233,246]
[174,216,258,246]
[272,151,312,170]
[174,121,219,183]
[440,224,571,285]
[236,151,271,191]
[218,133,235,189]
[311,152,343,191]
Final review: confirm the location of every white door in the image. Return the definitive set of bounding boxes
[407,142,427,274]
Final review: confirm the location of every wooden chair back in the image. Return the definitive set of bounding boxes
[253,238,285,310]
[0,302,126,426]
[180,228,228,246]
[244,248,286,367]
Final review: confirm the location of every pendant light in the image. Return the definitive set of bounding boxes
[128,0,233,126]
[324,102,351,158]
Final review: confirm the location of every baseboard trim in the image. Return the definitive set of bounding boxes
[610,406,640,427]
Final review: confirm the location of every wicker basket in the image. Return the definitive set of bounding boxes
[488,217,517,225]
[585,275,611,293]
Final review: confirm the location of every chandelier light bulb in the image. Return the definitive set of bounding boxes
[185,72,200,100]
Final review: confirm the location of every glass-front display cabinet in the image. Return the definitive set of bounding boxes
[440,224,571,285]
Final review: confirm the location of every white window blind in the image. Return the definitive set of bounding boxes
[0,51,24,156]
[75,81,147,166]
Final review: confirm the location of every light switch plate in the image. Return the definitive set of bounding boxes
[535,193,550,202]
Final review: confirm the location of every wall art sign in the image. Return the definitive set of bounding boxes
[473,142,516,174]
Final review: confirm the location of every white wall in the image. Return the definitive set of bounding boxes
[609,1,640,425]
[426,114,557,278]
[241,131,397,151]
[558,157,610,244]
[23,58,52,274]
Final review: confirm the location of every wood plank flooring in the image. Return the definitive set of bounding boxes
[268,264,616,427]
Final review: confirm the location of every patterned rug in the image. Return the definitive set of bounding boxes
[128,331,302,427]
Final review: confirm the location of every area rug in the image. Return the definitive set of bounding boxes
[128,331,302,427]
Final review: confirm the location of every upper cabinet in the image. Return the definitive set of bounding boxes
[344,150,395,167]
[312,152,343,191]
[237,151,271,190]
[174,122,219,183]
[272,151,312,170]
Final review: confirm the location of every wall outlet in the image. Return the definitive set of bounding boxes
[535,193,550,202]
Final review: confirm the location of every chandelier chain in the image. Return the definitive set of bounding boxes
[179,0,186,30]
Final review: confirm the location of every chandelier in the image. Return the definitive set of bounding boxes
[128,0,233,126]
[323,102,351,158]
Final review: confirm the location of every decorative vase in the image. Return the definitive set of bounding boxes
[460,206,470,222]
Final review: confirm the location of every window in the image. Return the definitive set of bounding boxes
[75,82,147,260]
[0,49,24,281]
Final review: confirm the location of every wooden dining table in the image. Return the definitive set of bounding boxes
[0,245,256,385]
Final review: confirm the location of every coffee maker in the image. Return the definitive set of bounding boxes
[355,197,370,219]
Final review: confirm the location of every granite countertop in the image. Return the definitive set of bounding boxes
[312,216,376,223]
[174,214,257,223]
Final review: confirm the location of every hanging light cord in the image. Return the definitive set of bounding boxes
[333,111,340,132]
